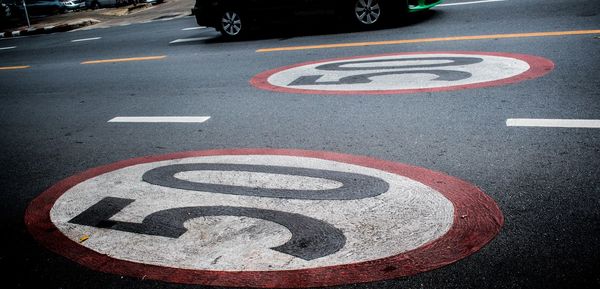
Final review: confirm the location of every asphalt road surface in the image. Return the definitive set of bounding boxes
[1,0,599,288]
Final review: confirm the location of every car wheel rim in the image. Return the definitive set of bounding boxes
[354,0,381,25]
[221,12,242,36]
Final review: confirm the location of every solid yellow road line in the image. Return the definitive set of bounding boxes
[81,55,166,64]
[257,29,600,52]
[0,65,30,70]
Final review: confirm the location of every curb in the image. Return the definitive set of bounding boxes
[0,19,100,38]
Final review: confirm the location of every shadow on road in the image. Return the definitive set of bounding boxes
[174,9,441,45]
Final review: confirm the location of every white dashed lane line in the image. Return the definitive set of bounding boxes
[439,0,506,7]
[182,26,207,31]
[170,37,212,44]
[71,37,102,43]
[0,46,16,50]
[108,116,211,123]
[506,119,600,128]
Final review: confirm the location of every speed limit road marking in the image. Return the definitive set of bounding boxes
[26,149,503,288]
[250,51,554,95]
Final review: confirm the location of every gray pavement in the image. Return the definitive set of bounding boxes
[1,0,599,288]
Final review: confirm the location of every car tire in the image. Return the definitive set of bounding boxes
[90,1,100,9]
[351,0,384,28]
[217,10,245,39]
[351,0,409,28]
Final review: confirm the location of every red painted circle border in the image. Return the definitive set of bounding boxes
[25,149,503,288]
[250,51,554,95]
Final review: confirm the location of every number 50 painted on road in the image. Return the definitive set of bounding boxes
[26,149,503,288]
[69,163,390,261]
[251,51,554,95]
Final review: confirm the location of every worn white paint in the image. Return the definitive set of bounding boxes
[50,155,454,271]
[506,118,600,128]
[71,37,101,43]
[108,116,210,123]
[169,37,211,44]
[266,53,530,92]
[182,26,207,31]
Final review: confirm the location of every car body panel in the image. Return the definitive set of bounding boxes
[192,0,443,36]
[61,0,85,10]
[408,0,443,12]
[85,0,128,8]
[192,0,442,27]
[13,0,65,16]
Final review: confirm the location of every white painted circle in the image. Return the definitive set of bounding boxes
[250,51,555,94]
[49,154,454,271]
[268,53,528,91]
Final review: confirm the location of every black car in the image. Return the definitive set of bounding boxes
[3,0,65,17]
[193,0,439,39]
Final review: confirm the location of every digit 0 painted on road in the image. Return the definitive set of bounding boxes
[25,149,503,288]
[250,51,554,94]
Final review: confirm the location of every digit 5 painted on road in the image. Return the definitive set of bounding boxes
[70,197,346,261]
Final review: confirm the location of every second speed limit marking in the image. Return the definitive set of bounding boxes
[26,149,503,288]
[251,51,554,94]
